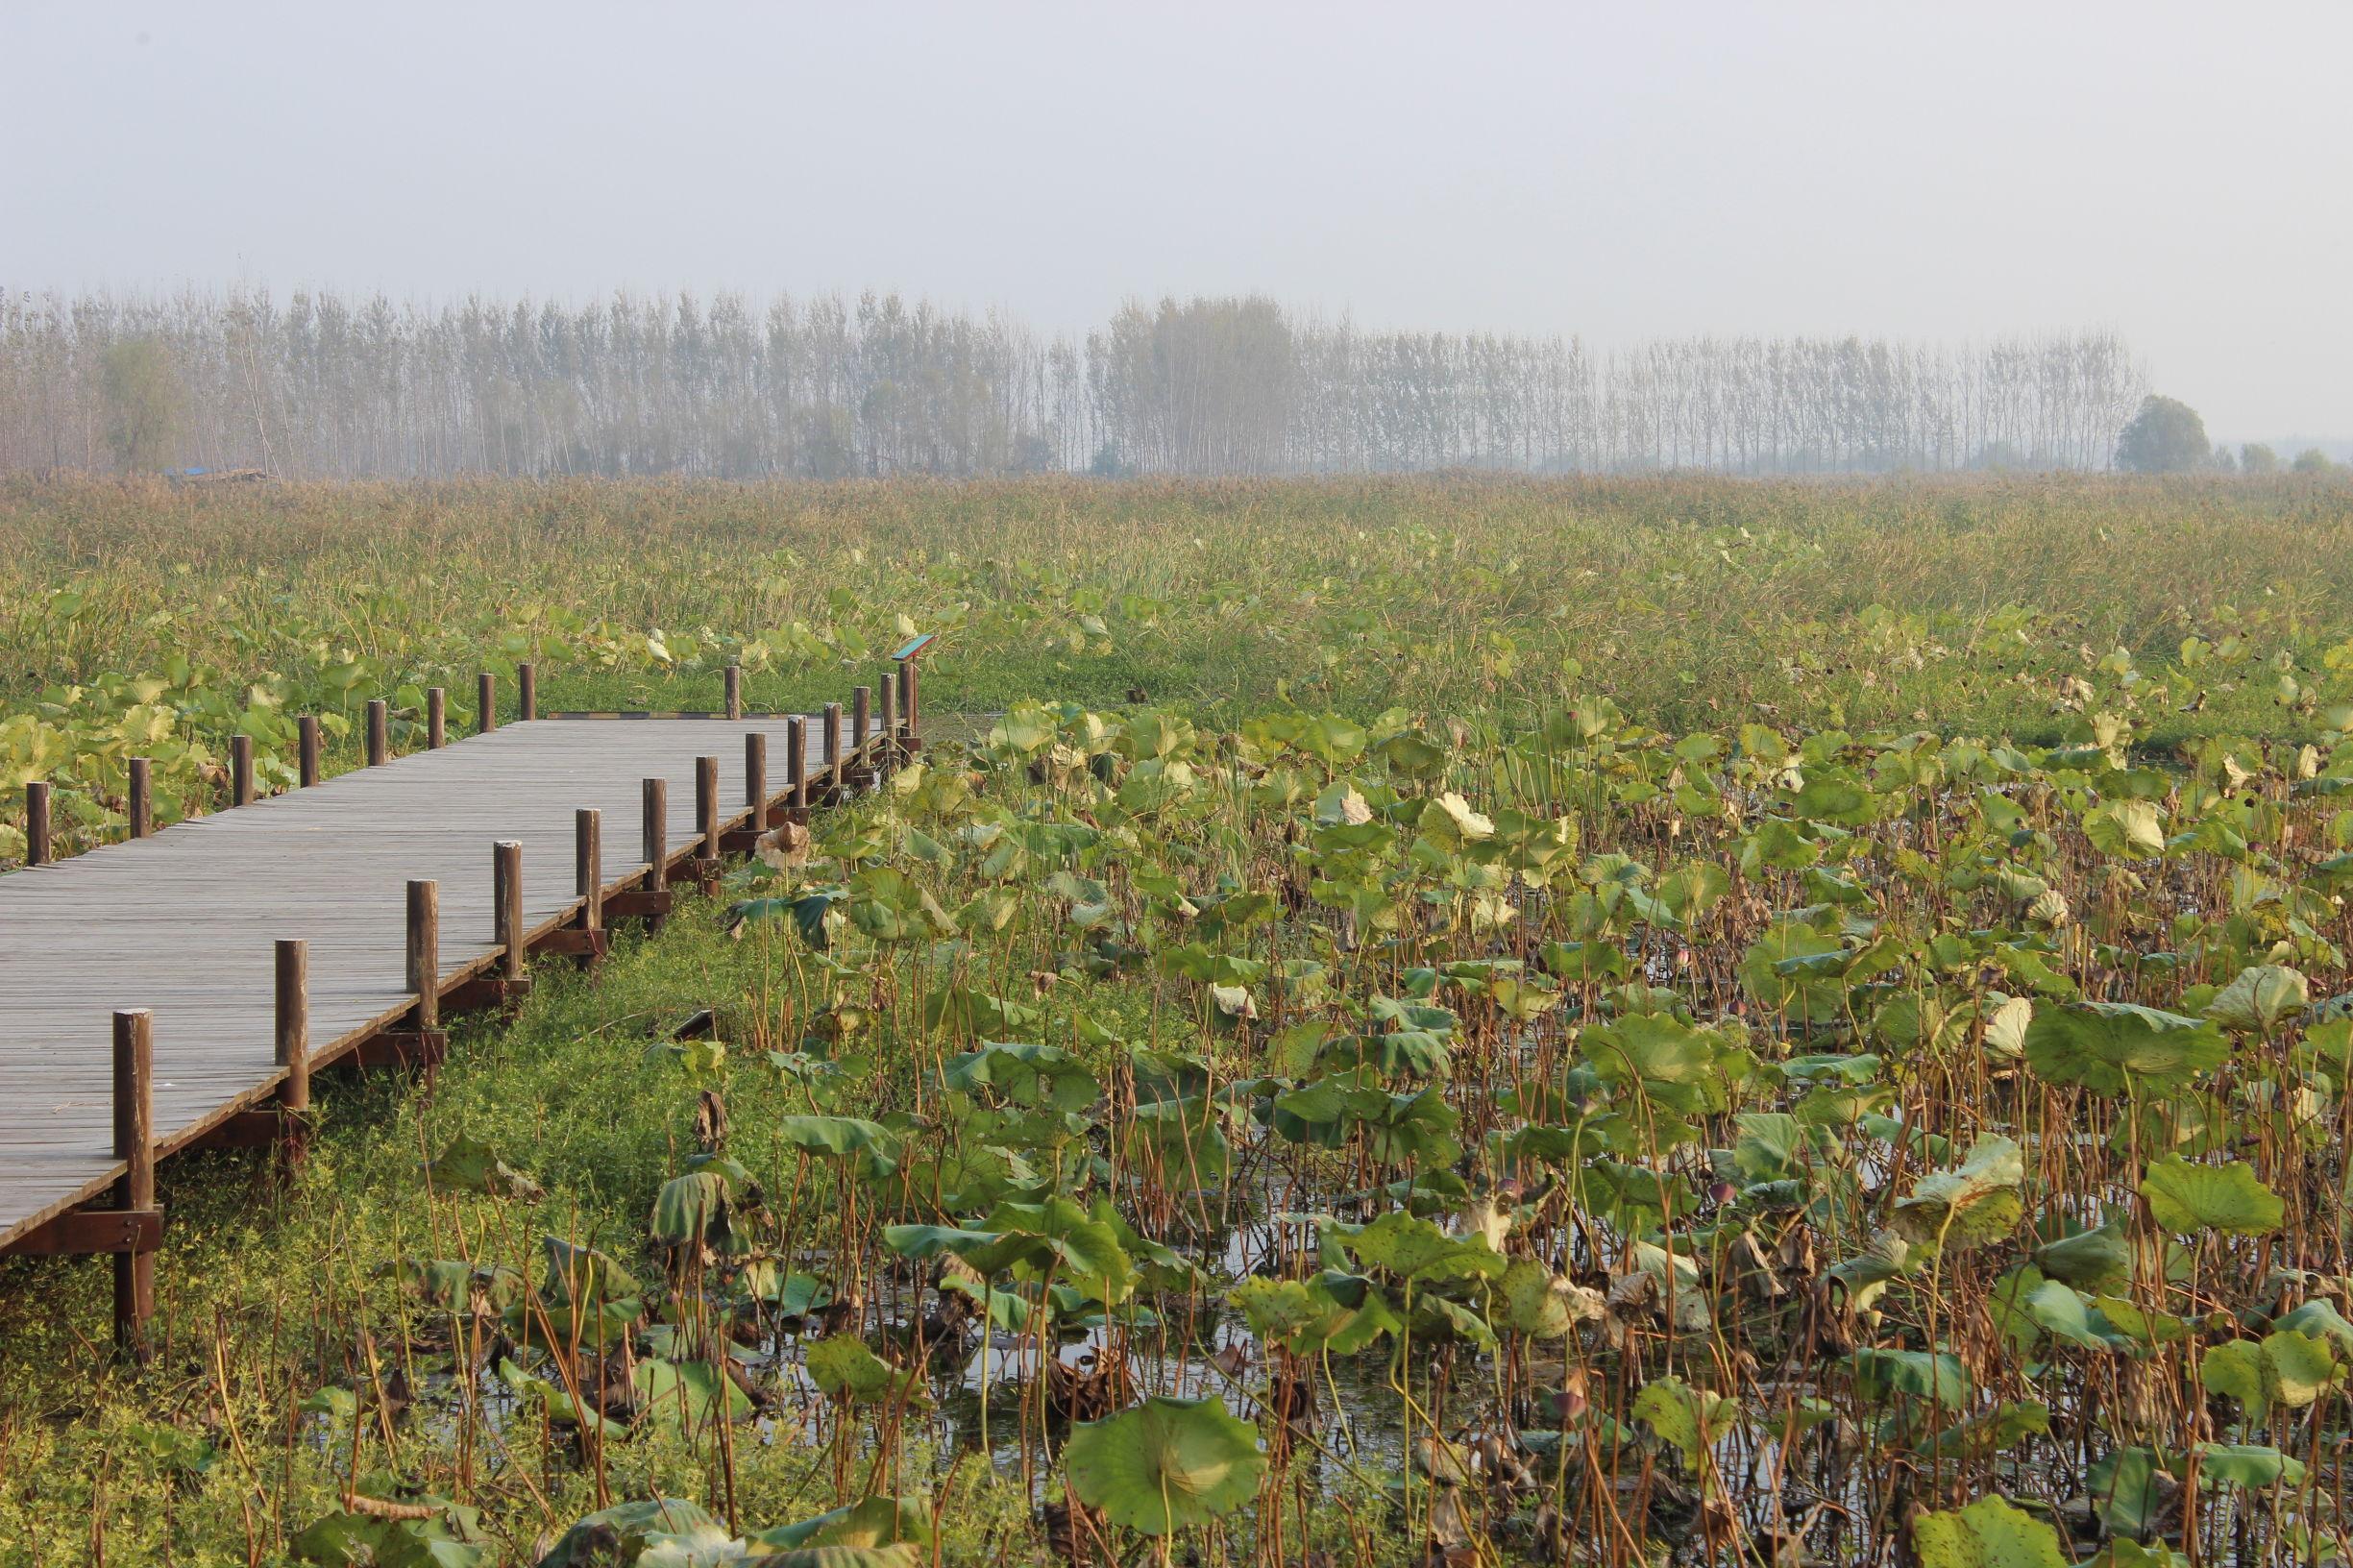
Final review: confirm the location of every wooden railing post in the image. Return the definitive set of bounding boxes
[621,767,668,927]
[128,758,152,841]
[637,777,670,932]
[879,669,898,758]
[745,731,768,832]
[406,879,439,1031]
[276,939,309,1174]
[366,699,389,766]
[494,841,526,982]
[478,672,498,735]
[576,807,602,935]
[25,780,49,866]
[427,687,447,748]
[897,660,919,749]
[518,662,537,723]
[851,686,871,784]
[276,939,308,1112]
[642,779,668,892]
[724,663,743,722]
[822,701,843,784]
[298,716,322,787]
[788,718,808,815]
[696,756,721,862]
[112,1008,155,1362]
[230,734,254,806]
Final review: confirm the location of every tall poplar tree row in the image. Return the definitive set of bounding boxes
[0,287,2147,478]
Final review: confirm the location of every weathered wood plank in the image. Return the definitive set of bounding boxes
[0,716,883,1248]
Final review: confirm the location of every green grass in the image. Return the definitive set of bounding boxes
[6,471,2353,1566]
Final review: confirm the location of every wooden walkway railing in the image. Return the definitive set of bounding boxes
[1,655,925,1359]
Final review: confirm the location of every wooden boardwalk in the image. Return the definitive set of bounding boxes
[0,711,886,1260]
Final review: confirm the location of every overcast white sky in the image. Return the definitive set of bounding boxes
[3,1,2345,440]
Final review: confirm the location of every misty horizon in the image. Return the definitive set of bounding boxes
[3,284,2170,479]
[4,1,2346,447]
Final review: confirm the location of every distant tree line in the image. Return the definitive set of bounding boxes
[2112,394,2341,477]
[0,286,2156,478]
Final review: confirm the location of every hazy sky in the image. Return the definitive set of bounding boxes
[5,1,2346,439]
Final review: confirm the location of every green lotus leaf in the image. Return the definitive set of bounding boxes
[1578,1013,1729,1116]
[632,1358,755,1433]
[802,1336,927,1408]
[2022,1003,2227,1095]
[2271,1297,2353,1354]
[1915,1400,2050,1461]
[2196,1442,2305,1490]
[2257,1329,2342,1409]
[952,1195,1139,1300]
[1064,1395,1265,1535]
[540,1237,642,1308]
[650,1170,735,1247]
[776,1115,900,1179]
[1497,1257,1601,1339]
[1630,1374,1738,1472]
[2086,1446,2170,1535]
[535,1500,720,1567]
[740,1546,919,1568]
[1342,1211,1504,1284]
[1739,919,1846,1023]
[1848,1347,1972,1409]
[2203,965,2310,1033]
[2084,798,2167,858]
[292,1513,486,1568]
[1982,994,2033,1060]
[2032,1213,2130,1291]
[633,1525,750,1566]
[1890,1136,2024,1248]
[2089,1294,2191,1347]
[424,1136,545,1201]
[944,1041,1100,1112]
[1910,1495,2070,1568]
[2197,1339,2269,1420]
[750,1495,931,1552]
[2138,1156,2282,1236]
[2022,1280,2117,1352]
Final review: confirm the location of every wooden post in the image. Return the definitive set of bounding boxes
[746,732,768,830]
[25,780,49,866]
[724,663,743,722]
[478,672,498,734]
[366,699,389,766]
[692,758,720,856]
[494,841,526,981]
[127,758,152,841]
[879,669,898,754]
[788,718,808,814]
[518,663,537,722]
[230,734,254,806]
[576,808,602,932]
[640,778,670,931]
[851,686,871,782]
[406,879,439,1030]
[276,939,308,1112]
[275,938,309,1176]
[642,779,668,891]
[427,687,447,748]
[112,1008,155,1362]
[298,716,322,787]
[897,660,919,747]
[696,756,721,860]
[823,701,843,779]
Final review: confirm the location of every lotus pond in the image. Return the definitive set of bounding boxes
[7,474,2353,1567]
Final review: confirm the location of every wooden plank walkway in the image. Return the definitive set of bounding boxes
[0,713,881,1254]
